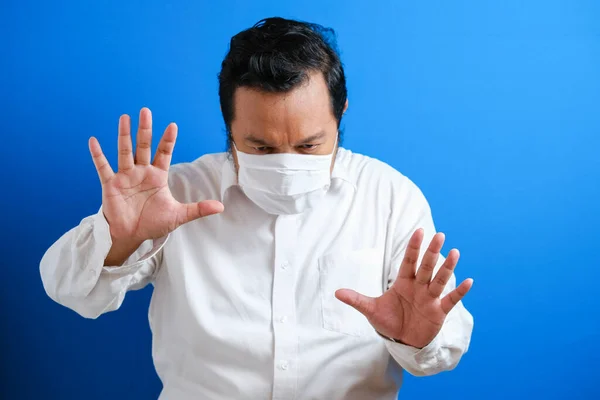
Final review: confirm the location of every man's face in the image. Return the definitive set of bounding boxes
[230,71,346,172]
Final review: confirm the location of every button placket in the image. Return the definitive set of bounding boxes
[271,215,299,400]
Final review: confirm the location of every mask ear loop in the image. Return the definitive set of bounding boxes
[330,132,339,159]
[333,133,339,153]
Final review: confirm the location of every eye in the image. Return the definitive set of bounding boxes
[299,144,319,151]
[254,146,273,153]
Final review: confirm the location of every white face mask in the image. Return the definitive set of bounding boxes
[234,139,337,215]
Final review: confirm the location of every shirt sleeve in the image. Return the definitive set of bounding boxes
[383,176,474,376]
[40,206,169,319]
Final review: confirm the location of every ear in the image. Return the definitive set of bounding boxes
[343,99,349,114]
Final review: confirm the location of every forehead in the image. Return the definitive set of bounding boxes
[230,72,336,143]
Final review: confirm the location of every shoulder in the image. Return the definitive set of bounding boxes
[336,148,429,210]
[167,152,231,202]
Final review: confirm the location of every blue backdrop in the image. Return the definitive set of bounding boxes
[1,1,599,399]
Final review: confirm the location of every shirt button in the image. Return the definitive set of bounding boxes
[280,261,290,270]
[279,361,289,370]
[277,316,288,323]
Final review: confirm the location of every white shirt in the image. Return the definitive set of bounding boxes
[40,148,473,400]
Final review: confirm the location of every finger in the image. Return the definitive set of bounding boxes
[89,137,115,185]
[118,114,134,171]
[135,107,152,165]
[429,249,460,297]
[415,232,445,285]
[335,289,376,318]
[440,278,473,314]
[178,200,225,225]
[397,228,425,279]
[153,123,178,171]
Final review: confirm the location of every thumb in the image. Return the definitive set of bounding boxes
[335,289,376,317]
[180,200,225,225]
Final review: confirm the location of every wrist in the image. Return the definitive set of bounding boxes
[104,237,144,266]
[376,331,423,349]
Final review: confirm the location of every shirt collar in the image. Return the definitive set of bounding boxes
[219,148,355,200]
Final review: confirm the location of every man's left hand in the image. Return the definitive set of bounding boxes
[336,229,473,349]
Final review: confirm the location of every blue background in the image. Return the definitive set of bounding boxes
[1,1,599,399]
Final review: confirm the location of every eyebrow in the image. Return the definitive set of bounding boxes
[244,131,327,146]
[298,131,326,144]
[245,135,271,146]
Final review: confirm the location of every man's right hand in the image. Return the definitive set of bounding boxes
[88,107,224,265]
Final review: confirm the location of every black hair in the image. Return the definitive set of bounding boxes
[218,17,347,147]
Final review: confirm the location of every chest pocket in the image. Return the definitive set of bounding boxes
[317,247,385,337]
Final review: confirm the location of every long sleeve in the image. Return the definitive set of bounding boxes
[40,207,168,319]
[383,177,474,376]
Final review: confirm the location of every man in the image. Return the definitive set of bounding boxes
[40,17,473,400]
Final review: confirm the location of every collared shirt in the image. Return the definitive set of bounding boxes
[40,148,473,400]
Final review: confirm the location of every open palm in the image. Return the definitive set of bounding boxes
[88,108,224,243]
[336,229,473,349]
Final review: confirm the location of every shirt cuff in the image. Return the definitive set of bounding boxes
[93,206,169,272]
[383,330,444,373]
